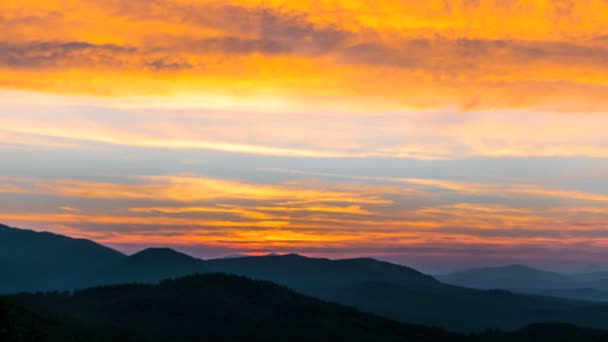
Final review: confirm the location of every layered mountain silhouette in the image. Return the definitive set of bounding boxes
[205,255,608,331]
[204,253,440,290]
[438,265,608,302]
[4,274,608,342]
[0,274,454,342]
[3,223,608,333]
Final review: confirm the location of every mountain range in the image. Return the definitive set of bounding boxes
[438,265,608,302]
[3,223,608,333]
[5,273,608,342]
[1,274,454,342]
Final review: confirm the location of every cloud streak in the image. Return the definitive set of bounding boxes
[1,165,607,271]
[2,97,608,159]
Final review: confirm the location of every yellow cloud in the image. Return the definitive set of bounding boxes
[2,0,608,110]
[2,170,608,256]
[0,174,392,205]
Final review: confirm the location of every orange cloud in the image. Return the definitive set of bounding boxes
[1,173,607,253]
[2,1,608,110]
[0,174,392,205]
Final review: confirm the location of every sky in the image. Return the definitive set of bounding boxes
[1,0,608,273]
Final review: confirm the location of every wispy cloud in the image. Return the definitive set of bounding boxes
[2,98,608,159]
[1,171,607,266]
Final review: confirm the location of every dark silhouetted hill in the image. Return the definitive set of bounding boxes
[203,254,608,332]
[0,224,208,292]
[3,223,608,333]
[1,274,456,342]
[204,253,441,290]
[3,275,608,342]
[101,247,204,284]
[0,224,124,293]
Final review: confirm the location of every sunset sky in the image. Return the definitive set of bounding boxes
[2,0,608,272]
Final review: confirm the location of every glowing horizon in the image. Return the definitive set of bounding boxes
[1,0,608,273]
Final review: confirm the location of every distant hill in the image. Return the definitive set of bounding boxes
[437,265,574,289]
[519,288,608,303]
[204,255,608,332]
[438,265,608,303]
[2,275,608,342]
[3,223,608,333]
[99,247,205,285]
[204,253,440,290]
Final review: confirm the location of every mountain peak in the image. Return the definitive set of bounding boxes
[105,247,205,285]
[131,247,195,260]
[133,247,179,255]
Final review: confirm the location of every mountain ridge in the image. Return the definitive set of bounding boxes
[5,273,608,342]
[438,264,608,302]
[3,223,608,332]
[1,273,456,342]
[0,223,125,292]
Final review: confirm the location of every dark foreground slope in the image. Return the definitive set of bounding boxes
[1,274,453,342]
[2,275,608,342]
